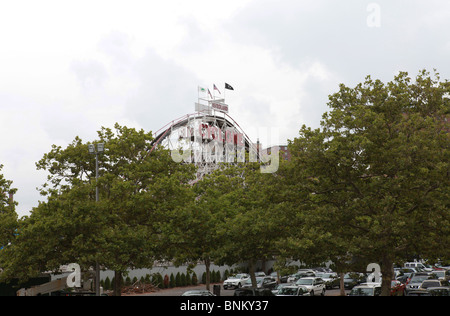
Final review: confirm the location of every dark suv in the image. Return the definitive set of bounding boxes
[234,287,275,296]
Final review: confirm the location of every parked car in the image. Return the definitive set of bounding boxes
[406,274,430,293]
[404,262,433,272]
[286,270,316,283]
[430,270,449,282]
[406,289,431,296]
[242,276,277,290]
[181,290,215,296]
[396,274,410,284]
[315,272,339,289]
[427,287,450,296]
[223,273,250,289]
[348,283,382,296]
[276,285,310,296]
[395,268,417,283]
[270,271,289,283]
[390,280,406,296]
[234,287,275,296]
[272,283,294,295]
[295,277,326,296]
[343,273,364,289]
[420,279,445,290]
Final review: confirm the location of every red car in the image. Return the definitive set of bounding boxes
[391,280,406,296]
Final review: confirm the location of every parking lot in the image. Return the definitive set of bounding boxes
[134,283,348,296]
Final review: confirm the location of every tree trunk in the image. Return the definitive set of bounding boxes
[113,270,122,296]
[381,256,393,296]
[205,257,211,291]
[249,259,257,287]
[339,272,346,296]
[261,259,266,275]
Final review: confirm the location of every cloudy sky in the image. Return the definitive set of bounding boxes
[1,0,450,217]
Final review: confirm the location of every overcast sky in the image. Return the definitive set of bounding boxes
[1,0,449,218]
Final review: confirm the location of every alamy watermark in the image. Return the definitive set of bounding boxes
[367,3,381,28]
[366,263,382,283]
[66,263,81,288]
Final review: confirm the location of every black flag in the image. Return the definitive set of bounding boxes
[225,83,234,90]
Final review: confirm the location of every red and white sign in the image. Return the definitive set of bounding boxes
[210,102,229,113]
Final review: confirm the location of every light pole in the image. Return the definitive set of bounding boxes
[88,142,104,296]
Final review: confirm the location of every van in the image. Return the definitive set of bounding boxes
[404,262,432,272]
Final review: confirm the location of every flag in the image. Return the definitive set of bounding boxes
[208,89,213,99]
[213,84,221,94]
[198,86,207,93]
[225,83,234,90]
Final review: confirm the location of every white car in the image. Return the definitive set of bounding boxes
[223,273,250,289]
[286,270,316,283]
[348,282,382,296]
[295,277,326,296]
[404,262,433,272]
[276,285,311,296]
[315,272,338,289]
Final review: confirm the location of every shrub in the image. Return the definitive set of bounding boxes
[181,273,186,286]
[191,272,198,285]
[104,277,111,291]
[202,272,206,284]
[186,272,192,286]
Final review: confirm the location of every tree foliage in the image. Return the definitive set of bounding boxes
[0,165,18,250]
[0,124,195,292]
[1,70,448,297]
[287,70,449,295]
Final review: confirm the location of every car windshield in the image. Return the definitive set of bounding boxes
[344,273,358,279]
[350,288,374,296]
[233,274,245,279]
[411,276,429,283]
[320,273,333,278]
[244,277,263,285]
[278,287,300,295]
[296,278,313,285]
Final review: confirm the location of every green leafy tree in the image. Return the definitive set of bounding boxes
[158,163,240,290]
[0,124,195,296]
[288,70,449,295]
[0,165,18,252]
[209,162,283,287]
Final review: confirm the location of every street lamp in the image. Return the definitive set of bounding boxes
[89,143,105,296]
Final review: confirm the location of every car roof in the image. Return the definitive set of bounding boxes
[354,283,381,288]
[182,290,213,295]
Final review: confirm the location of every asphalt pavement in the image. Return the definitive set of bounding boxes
[129,283,348,296]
